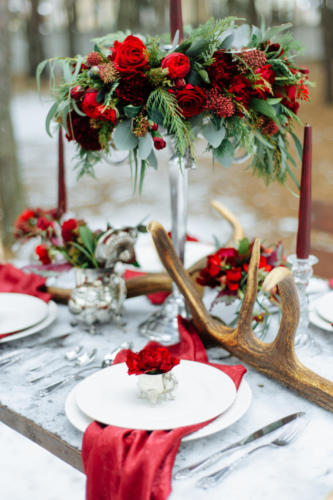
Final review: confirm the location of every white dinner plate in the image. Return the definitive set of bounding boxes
[0,301,57,344]
[0,293,49,335]
[309,301,333,332]
[314,291,333,325]
[65,378,251,441]
[74,361,237,430]
[135,240,214,273]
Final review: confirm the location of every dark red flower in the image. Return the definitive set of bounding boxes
[126,345,180,375]
[61,219,78,242]
[66,111,102,151]
[228,75,252,109]
[161,52,190,79]
[18,209,35,222]
[70,85,85,100]
[36,216,54,232]
[81,90,100,119]
[95,106,117,124]
[110,35,149,73]
[35,244,51,265]
[207,50,235,87]
[150,122,158,131]
[115,71,151,105]
[173,84,207,119]
[153,137,166,150]
[226,267,242,283]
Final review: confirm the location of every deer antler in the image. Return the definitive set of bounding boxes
[147,220,333,412]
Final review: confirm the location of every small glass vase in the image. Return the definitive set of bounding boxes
[287,254,321,355]
[68,267,126,334]
[137,370,178,405]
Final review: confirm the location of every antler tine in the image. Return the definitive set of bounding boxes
[210,200,245,245]
[262,267,299,358]
[147,221,233,343]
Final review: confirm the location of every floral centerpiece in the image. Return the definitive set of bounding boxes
[38,18,310,189]
[197,238,285,331]
[126,345,180,404]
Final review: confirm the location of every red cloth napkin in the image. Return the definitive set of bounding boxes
[0,264,51,339]
[82,316,246,500]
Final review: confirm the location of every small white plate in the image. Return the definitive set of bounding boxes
[65,378,251,441]
[0,301,57,343]
[74,361,237,431]
[309,304,333,332]
[0,293,49,335]
[314,291,333,325]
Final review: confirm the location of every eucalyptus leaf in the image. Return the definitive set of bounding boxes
[63,62,73,83]
[186,38,207,57]
[113,120,138,150]
[72,100,87,117]
[266,98,282,105]
[45,102,59,138]
[232,24,251,50]
[147,150,158,170]
[251,98,278,121]
[289,130,303,161]
[124,105,142,118]
[238,238,250,255]
[202,122,225,148]
[187,70,204,86]
[73,56,83,79]
[36,59,48,94]
[213,139,234,168]
[148,108,164,126]
[219,33,234,49]
[197,69,210,83]
[138,134,153,160]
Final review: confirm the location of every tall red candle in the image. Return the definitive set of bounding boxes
[169,0,184,42]
[296,125,312,259]
[57,127,67,217]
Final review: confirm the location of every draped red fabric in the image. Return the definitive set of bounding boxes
[82,316,246,500]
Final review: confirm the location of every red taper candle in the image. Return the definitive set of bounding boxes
[57,127,67,217]
[296,124,312,259]
[170,0,184,42]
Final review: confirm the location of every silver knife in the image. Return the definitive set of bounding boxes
[174,411,305,480]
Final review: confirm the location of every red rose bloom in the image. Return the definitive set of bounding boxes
[126,345,180,375]
[66,111,102,151]
[70,86,85,100]
[36,216,54,232]
[115,71,151,105]
[61,219,78,242]
[81,90,100,119]
[161,52,190,79]
[228,75,252,109]
[226,268,242,283]
[174,84,207,119]
[35,244,51,265]
[153,137,166,150]
[18,209,35,222]
[111,35,149,73]
[95,106,117,124]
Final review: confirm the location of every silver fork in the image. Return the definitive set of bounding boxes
[196,417,308,490]
[27,345,84,382]
[31,348,97,385]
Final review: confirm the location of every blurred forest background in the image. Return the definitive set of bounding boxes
[1,0,333,275]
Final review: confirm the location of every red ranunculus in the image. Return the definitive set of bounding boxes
[70,85,85,100]
[115,71,151,104]
[61,219,78,242]
[126,345,180,375]
[111,35,149,73]
[161,52,190,79]
[173,84,207,119]
[95,106,117,124]
[35,244,51,265]
[81,90,100,119]
[153,137,166,150]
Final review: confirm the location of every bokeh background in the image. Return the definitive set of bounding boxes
[0,2,333,499]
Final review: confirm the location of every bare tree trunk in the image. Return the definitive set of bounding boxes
[248,0,258,26]
[65,0,78,57]
[193,0,209,25]
[322,0,333,103]
[0,2,26,248]
[117,0,141,31]
[155,0,166,32]
[26,0,44,77]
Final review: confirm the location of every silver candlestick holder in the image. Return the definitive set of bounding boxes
[287,254,321,354]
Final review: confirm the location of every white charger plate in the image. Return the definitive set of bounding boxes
[0,301,57,344]
[0,293,49,335]
[309,299,333,332]
[313,291,333,325]
[74,360,237,431]
[65,378,251,441]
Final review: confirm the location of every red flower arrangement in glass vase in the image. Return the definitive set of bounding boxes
[197,238,286,332]
[126,345,180,375]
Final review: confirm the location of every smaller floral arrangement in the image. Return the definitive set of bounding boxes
[14,208,145,269]
[126,345,180,375]
[197,238,285,329]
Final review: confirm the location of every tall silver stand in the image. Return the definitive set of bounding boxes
[138,144,192,345]
[287,254,321,355]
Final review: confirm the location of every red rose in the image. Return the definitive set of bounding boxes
[81,90,100,119]
[61,219,78,242]
[227,281,240,292]
[153,137,166,150]
[36,216,54,232]
[259,256,273,273]
[66,111,102,151]
[35,244,51,265]
[150,122,158,131]
[70,86,85,100]
[126,345,179,375]
[174,84,207,119]
[115,71,151,105]
[226,267,242,283]
[161,52,190,79]
[18,209,35,222]
[228,75,252,109]
[111,35,149,73]
[216,248,238,262]
[95,106,117,124]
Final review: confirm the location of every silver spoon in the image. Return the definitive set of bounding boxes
[28,345,84,374]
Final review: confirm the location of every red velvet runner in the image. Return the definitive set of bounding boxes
[82,316,246,500]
